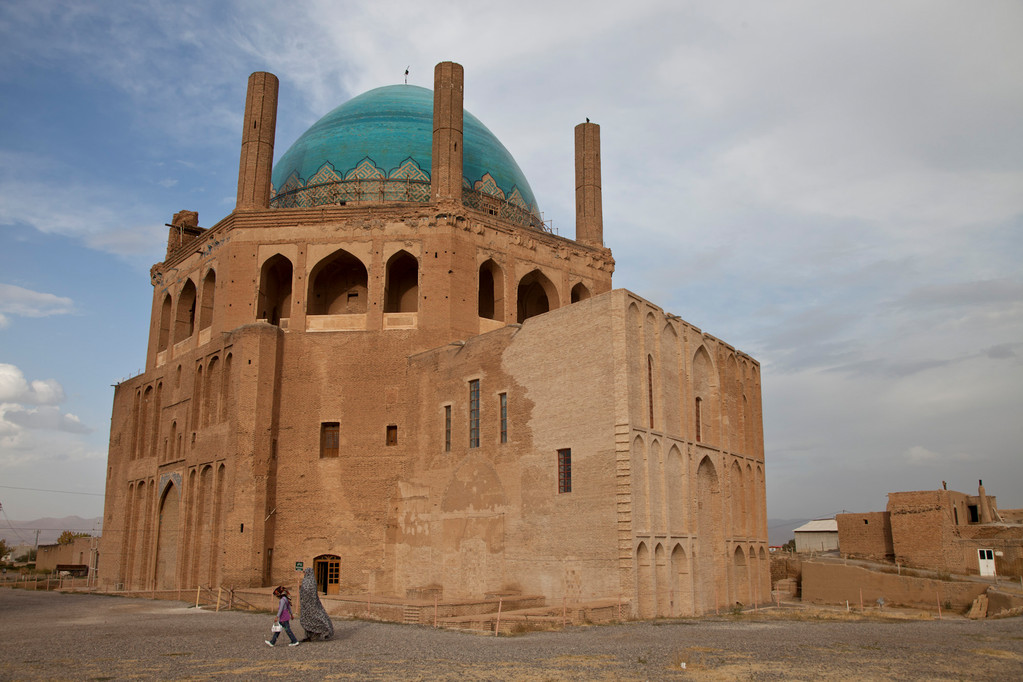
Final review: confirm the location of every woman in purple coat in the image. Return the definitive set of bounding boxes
[265,586,300,647]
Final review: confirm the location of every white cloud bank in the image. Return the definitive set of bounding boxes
[0,363,66,405]
[0,283,75,320]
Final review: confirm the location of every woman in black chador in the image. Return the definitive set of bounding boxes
[299,567,335,641]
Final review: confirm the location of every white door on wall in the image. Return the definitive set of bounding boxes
[977,548,996,577]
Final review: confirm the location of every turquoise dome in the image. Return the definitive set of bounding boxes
[271,85,540,223]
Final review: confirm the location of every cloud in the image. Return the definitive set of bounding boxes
[904,445,940,464]
[0,364,65,405]
[0,151,167,260]
[0,283,75,319]
[1,405,92,434]
[895,279,1023,310]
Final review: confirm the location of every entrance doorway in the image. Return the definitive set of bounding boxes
[978,548,996,577]
[314,554,341,594]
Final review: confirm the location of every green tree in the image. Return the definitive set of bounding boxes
[782,539,796,553]
[58,531,91,545]
[0,538,10,560]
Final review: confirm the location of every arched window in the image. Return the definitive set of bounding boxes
[692,345,716,445]
[149,382,162,459]
[570,282,591,303]
[191,364,203,430]
[516,269,559,323]
[478,259,504,320]
[198,269,216,330]
[384,250,418,313]
[158,293,172,351]
[220,353,232,423]
[203,356,220,427]
[174,280,197,343]
[257,255,293,325]
[307,249,367,314]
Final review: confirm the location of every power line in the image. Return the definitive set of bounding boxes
[0,485,104,497]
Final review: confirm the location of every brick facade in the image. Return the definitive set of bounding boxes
[98,62,768,617]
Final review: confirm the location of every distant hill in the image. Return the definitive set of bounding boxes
[0,516,103,547]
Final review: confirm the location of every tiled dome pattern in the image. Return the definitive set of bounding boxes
[270,85,541,226]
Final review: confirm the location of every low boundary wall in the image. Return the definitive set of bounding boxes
[801,561,988,611]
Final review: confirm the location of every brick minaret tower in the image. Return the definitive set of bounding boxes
[574,121,603,247]
[236,71,279,210]
[431,62,464,204]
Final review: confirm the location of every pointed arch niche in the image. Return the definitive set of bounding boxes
[258,254,293,326]
[158,293,172,354]
[516,269,559,323]
[692,346,718,446]
[478,259,505,321]
[306,249,368,331]
[198,269,216,333]
[155,481,181,590]
[174,280,197,345]
[570,282,591,303]
[384,250,419,313]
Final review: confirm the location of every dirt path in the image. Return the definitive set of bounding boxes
[1,590,1021,680]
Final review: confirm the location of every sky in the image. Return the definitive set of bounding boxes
[0,1,1020,529]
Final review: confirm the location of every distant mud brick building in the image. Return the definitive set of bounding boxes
[99,63,769,617]
[836,482,1023,578]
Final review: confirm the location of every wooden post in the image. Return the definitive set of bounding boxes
[434,595,438,628]
[494,597,503,636]
[859,588,863,611]
[216,587,222,612]
[562,596,567,628]
[195,586,201,609]
[936,592,942,620]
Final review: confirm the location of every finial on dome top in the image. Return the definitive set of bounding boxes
[404,66,409,85]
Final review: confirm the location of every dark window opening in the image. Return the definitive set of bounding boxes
[647,355,654,428]
[558,448,572,494]
[968,505,979,523]
[499,392,508,444]
[694,397,703,443]
[320,422,339,458]
[444,405,451,452]
[469,379,480,448]
[386,424,398,446]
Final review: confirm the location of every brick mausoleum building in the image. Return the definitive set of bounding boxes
[99,62,768,617]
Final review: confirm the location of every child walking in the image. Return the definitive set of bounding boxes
[266,586,300,647]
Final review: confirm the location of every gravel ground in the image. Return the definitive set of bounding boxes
[1,589,1021,680]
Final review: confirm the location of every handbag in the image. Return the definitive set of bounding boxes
[271,623,283,633]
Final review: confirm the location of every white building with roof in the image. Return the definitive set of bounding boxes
[793,519,839,553]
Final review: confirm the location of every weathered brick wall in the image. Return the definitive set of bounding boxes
[801,561,988,611]
[836,512,892,561]
[888,491,960,571]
